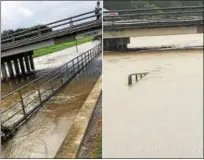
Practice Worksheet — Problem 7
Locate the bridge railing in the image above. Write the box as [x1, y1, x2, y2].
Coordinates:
[104, 6, 203, 21]
[104, 10, 203, 21]
[1, 9, 102, 44]
[104, 6, 203, 14]
[1, 43, 102, 139]
[128, 72, 149, 85]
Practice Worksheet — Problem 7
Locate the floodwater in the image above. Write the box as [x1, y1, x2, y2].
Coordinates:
[1, 41, 99, 96]
[103, 34, 203, 158]
[1, 54, 102, 158]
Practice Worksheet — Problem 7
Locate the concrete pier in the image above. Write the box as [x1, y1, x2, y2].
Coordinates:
[29, 54, 35, 71]
[19, 56, 26, 75]
[13, 58, 20, 76]
[1, 62, 8, 80]
[24, 55, 31, 73]
[7, 60, 14, 78]
[1, 51, 35, 81]
[103, 37, 130, 51]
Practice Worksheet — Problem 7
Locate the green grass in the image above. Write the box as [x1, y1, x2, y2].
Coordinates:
[33, 36, 93, 58]
[96, 132, 102, 158]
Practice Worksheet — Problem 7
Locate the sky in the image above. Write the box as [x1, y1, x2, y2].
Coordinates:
[1, 1, 101, 31]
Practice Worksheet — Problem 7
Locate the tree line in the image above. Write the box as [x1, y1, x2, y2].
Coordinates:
[104, 1, 203, 10]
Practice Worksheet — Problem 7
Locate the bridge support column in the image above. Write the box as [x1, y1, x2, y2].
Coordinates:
[24, 55, 31, 73]
[29, 53, 35, 71]
[7, 60, 14, 78]
[19, 56, 26, 75]
[1, 61, 8, 80]
[103, 37, 130, 51]
[13, 57, 20, 76]
[1, 51, 35, 81]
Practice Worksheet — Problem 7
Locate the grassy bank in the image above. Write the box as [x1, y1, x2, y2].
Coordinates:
[33, 36, 93, 58]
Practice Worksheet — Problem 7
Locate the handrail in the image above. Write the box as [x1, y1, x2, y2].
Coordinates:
[2, 10, 102, 44]
[2, 14, 101, 43]
[103, 19, 203, 30]
[1, 20, 101, 51]
[104, 10, 203, 21]
[1, 44, 100, 100]
[104, 6, 204, 13]
[128, 72, 149, 85]
[1, 9, 102, 40]
[1, 43, 102, 139]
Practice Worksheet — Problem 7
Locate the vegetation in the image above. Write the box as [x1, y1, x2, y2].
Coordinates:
[96, 130, 102, 158]
[33, 36, 93, 58]
[89, 115, 102, 158]
[104, 1, 203, 10]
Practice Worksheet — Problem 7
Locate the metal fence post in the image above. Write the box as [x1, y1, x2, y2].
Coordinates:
[135, 75, 138, 81]
[50, 81, 54, 94]
[37, 80, 42, 105]
[38, 88, 42, 105]
[66, 63, 69, 80]
[128, 75, 132, 85]
[72, 60, 75, 74]
[19, 90, 27, 119]
[61, 77, 63, 86]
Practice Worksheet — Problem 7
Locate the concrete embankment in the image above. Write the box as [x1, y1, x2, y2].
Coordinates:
[55, 75, 102, 158]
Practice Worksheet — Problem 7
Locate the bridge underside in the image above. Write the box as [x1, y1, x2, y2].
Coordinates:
[1, 28, 102, 58]
[103, 26, 203, 51]
[104, 26, 202, 38]
[1, 51, 35, 81]
[1, 28, 101, 81]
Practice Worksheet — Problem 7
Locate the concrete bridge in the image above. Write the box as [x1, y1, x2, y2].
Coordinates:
[1, 10, 102, 80]
[103, 6, 203, 51]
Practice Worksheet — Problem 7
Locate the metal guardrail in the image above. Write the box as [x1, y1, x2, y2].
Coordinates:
[2, 20, 101, 52]
[1, 43, 102, 140]
[2, 9, 102, 44]
[104, 10, 203, 21]
[128, 72, 149, 85]
[104, 19, 203, 30]
[104, 6, 204, 14]
[103, 6, 203, 22]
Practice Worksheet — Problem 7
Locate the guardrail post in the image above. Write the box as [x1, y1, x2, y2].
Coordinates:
[37, 26, 41, 36]
[37, 80, 42, 105]
[70, 18, 73, 27]
[128, 75, 132, 85]
[12, 36, 15, 42]
[61, 76, 63, 86]
[19, 90, 27, 119]
[72, 60, 75, 74]
[135, 75, 137, 81]
[66, 63, 69, 80]
[77, 57, 80, 71]
[38, 88, 42, 105]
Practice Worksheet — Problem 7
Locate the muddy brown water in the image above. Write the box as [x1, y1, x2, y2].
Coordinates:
[103, 48, 203, 158]
[1, 54, 102, 158]
[1, 41, 99, 97]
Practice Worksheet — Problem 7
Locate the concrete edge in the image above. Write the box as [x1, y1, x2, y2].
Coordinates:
[54, 75, 102, 158]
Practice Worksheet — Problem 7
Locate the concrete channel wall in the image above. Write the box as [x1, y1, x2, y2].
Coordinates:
[55, 76, 102, 158]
